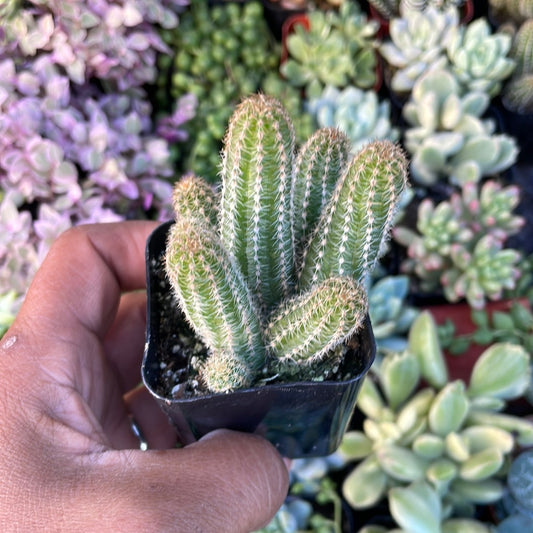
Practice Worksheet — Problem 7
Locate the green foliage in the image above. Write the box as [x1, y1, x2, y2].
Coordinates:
[439, 299, 533, 355]
[157, 1, 280, 181]
[281, 2, 379, 99]
[340, 312, 533, 531]
[165, 95, 408, 392]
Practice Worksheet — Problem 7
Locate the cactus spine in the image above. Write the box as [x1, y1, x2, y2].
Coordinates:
[165, 95, 409, 392]
[171, 173, 218, 225]
[220, 94, 295, 311]
[298, 141, 408, 289]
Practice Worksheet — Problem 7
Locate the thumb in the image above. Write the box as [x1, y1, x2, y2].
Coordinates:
[86, 429, 289, 533]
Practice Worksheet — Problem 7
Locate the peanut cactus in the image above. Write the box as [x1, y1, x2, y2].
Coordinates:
[165, 94, 408, 392]
[298, 140, 408, 289]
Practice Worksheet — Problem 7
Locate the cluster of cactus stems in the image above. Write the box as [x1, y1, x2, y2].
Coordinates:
[164, 94, 408, 393]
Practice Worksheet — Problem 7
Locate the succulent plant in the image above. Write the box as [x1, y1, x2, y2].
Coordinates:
[497, 448, 533, 532]
[439, 299, 533, 360]
[259, 451, 348, 532]
[0, 1, 188, 332]
[3, 0, 187, 89]
[281, 2, 379, 99]
[159, 1, 280, 181]
[394, 180, 525, 309]
[369, 0, 467, 19]
[447, 17, 516, 97]
[164, 94, 408, 392]
[368, 275, 419, 355]
[402, 69, 518, 185]
[378, 5, 458, 93]
[340, 311, 533, 531]
[306, 85, 400, 154]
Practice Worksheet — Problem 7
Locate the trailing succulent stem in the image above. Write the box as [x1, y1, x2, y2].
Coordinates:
[165, 94, 408, 392]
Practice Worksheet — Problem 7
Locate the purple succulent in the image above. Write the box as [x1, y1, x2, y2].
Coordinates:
[0, 0, 194, 327]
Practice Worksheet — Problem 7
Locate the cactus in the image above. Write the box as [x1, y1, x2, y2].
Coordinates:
[170, 173, 218, 226]
[266, 276, 368, 375]
[292, 127, 351, 250]
[165, 217, 267, 391]
[489, 0, 533, 26]
[164, 94, 408, 392]
[502, 20, 533, 113]
[394, 180, 524, 309]
[340, 312, 533, 530]
[219, 95, 295, 310]
[298, 140, 408, 289]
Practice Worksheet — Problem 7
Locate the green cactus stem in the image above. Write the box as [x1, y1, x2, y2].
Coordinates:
[292, 127, 351, 252]
[165, 217, 266, 389]
[266, 276, 368, 367]
[171, 173, 218, 225]
[220, 94, 296, 311]
[298, 141, 408, 289]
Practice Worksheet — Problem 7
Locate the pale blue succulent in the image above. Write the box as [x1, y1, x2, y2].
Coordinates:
[306, 86, 399, 154]
[447, 17, 516, 97]
[379, 5, 459, 93]
[368, 275, 419, 353]
[403, 69, 518, 185]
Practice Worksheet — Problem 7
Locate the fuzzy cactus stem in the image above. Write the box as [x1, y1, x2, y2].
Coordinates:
[171, 173, 218, 226]
[220, 94, 296, 311]
[298, 141, 408, 289]
[266, 276, 368, 366]
[292, 127, 351, 253]
[165, 217, 266, 389]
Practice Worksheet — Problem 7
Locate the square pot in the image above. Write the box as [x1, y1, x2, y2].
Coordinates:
[142, 221, 376, 458]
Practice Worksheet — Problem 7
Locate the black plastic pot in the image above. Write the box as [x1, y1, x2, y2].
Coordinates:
[142, 222, 376, 458]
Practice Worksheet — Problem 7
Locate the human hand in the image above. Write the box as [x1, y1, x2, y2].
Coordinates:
[0, 222, 288, 532]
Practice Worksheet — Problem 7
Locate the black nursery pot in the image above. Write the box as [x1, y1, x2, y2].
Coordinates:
[142, 222, 376, 458]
